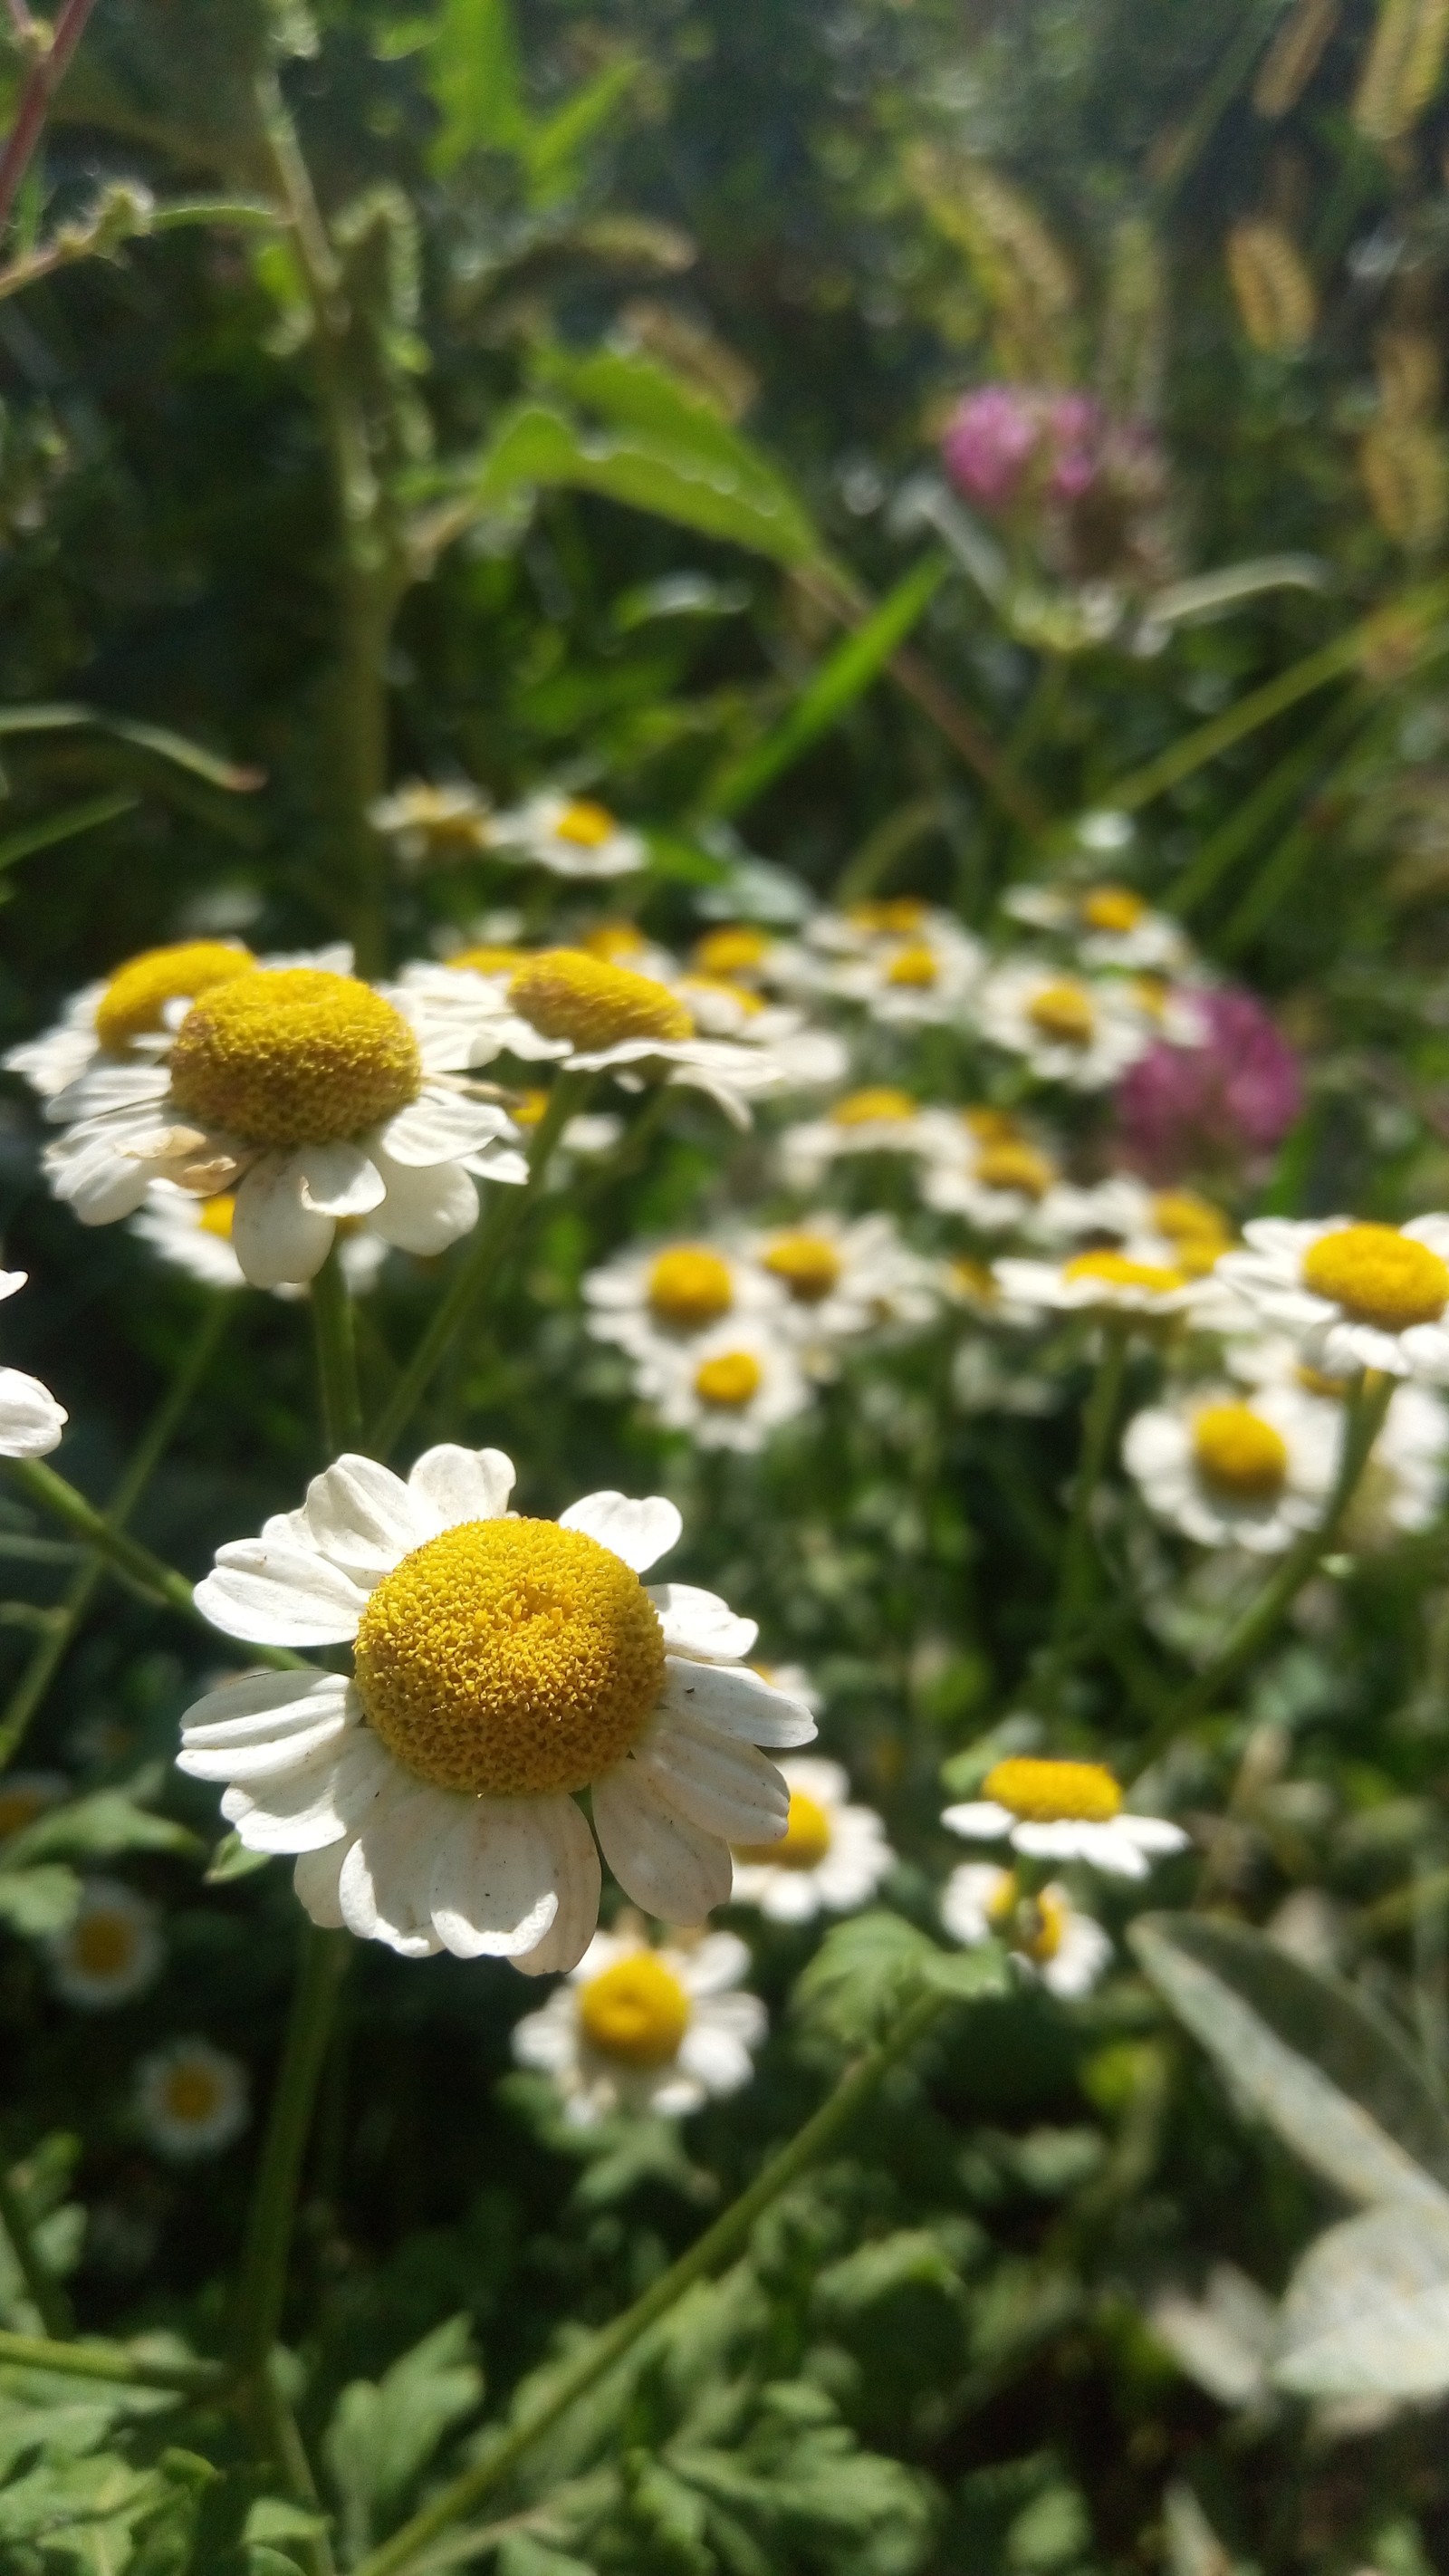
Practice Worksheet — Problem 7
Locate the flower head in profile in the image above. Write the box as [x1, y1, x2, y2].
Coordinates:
[1123, 1382, 1337, 1553]
[941, 1860, 1110, 1997]
[369, 780, 493, 869]
[941, 386, 1104, 515]
[730, 1757, 894, 1922]
[5, 937, 353, 1103]
[180, 1447, 814, 1970]
[488, 791, 647, 880]
[978, 962, 1152, 1091]
[635, 1321, 813, 1452]
[1115, 985, 1300, 1182]
[993, 1245, 1195, 1320]
[0, 1273, 67, 1458]
[944, 1757, 1187, 1879]
[512, 1925, 764, 2124]
[47, 1877, 164, 2009]
[779, 1088, 933, 1190]
[1004, 880, 1193, 976]
[135, 2038, 249, 2161]
[814, 910, 984, 1027]
[1214, 1216, 1449, 1382]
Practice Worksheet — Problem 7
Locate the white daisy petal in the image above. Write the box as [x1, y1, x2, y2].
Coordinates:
[336, 1777, 448, 1955]
[633, 1710, 789, 1842]
[367, 1143, 479, 1254]
[295, 1141, 387, 1218]
[512, 1798, 601, 1977]
[427, 1794, 563, 1959]
[679, 1929, 752, 1996]
[179, 1668, 353, 1745]
[224, 1727, 394, 1853]
[195, 1540, 369, 1645]
[559, 1492, 682, 1572]
[379, 1091, 517, 1168]
[941, 1801, 1013, 1841]
[293, 1841, 347, 1928]
[407, 1444, 515, 1526]
[232, 1155, 335, 1288]
[657, 1656, 816, 1748]
[303, 1455, 434, 1583]
[677, 2015, 756, 2094]
[0, 1368, 67, 1457]
[646, 1583, 759, 1662]
[590, 1762, 733, 1921]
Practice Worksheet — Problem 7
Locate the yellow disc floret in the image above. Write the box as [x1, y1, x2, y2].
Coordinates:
[448, 944, 530, 976]
[1153, 1191, 1232, 1277]
[984, 1757, 1123, 1824]
[734, 1788, 831, 1870]
[72, 1908, 139, 1979]
[581, 920, 647, 962]
[352, 1518, 666, 1798]
[1193, 1402, 1289, 1501]
[1028, 981, 1096, 1045]
[510, 1089, 551, 1129]
[163, 2062, 225, 2124]
[509, 950, 694, 1050]
[885, 942, 939, 988]
[1300, 1224, 1449, 1332]
[1080, 885, 1146, 934]
[975, 1141, 1056, 1200]
[554, 798, 619, 849]
[760, 1232, 843, 1303]
[578, 1953, 690, 2066]
[1062, 1250, 1185, 1296]
[694, 1350, 763, 1408]
[985, 1871, 1067, 1964]
[94, 940, 254, 1054]
[848, 898, 926, 935]
[198, 1194, 236, 1240]
[169, 970, 421, 1150]
[830, 1086, 916, 1128]
[648, 1246, 734, 1330]
[694, 925, 771, 976]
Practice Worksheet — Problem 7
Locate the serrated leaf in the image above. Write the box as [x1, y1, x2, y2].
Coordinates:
[1273, 2199, 1449, 2399]
[1131, 1914, 1449, 2210]
[921, 1943, 1012, 2003]
[792, 1910, 938, 2047]
[325, 2315, 483, 2555]
[466, 399, 820, 567]
[0, 1866, 82, 1937]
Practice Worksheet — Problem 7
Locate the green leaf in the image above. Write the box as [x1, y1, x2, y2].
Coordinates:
[0, 703, 263, 793]
[467, 398, 820, 566]
[1131, 1913, 1449, 2208]
[920, 1942, 1013, 2003]
[792, 1910, 939, 2048]
[1273, 2199, 1449, 2400]
[524, 61, 640, 207]
[0, 1867, 82, 1937]
[203, 1832, 272, 1885]
[427, 0, 529, 168]
[324, 2315, 484, 2555]
[244, 2496, 329, 2545]
[0, 793, 139, 879]
[7, 1793, 201, 1868]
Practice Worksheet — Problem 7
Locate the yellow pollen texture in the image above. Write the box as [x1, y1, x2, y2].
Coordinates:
[648, 1246, 734, 1329]
[830, 1086, 916, 1128]
[353, 1518, 666, 1798]
[1028, 981, 1095, 1045]
[198, 1194, 236, 1240]
[1063, 1250, 1185, 1295]
[1081, 885, 1146, 933]
[555, 799, 618, 848]
[695, 1350, 763, 1408]
[579, 1954, 690, 2066]
[94, 940, 254, 1054]
[509, 950, 694, 1050]
[1301, 1224, 1449, 1331]
[581, 921, 647, 962]
[164, 2065, 223, 2122]
[976, 1141, 1055, 1199]
[169, 970, 421, 1150]
[72, 1912, 138, 1976]
[848, 898, 926, 934]
[761, 1233, 842, 1302]
[1020, 1889, 1066, 1965]
[448, 944, 529, 976]
[1193, 1402, 1289, 1501]
[885, 942, 939, 988]
[984, 1757, 1123, 1824]
[694, 925, 770, 976]
[734, 1787, 830, 1870]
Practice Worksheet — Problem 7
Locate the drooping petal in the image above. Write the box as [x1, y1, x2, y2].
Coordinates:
[223, 1728, 395, 1854]
[0, 1368, 66, 1458]
[558, 1491, 682, 1572]
[408, 1444, 514, 1527]
[427, 1795, 568, 1959]
[633, 1712, 789, 1843]
[195, 1539, 369, 1646]
[336, 1777, 450, 1954]
[232, 1155, 335, 1288]
[590, 1760, 732, 1921]
[940, 1800, 1013, 1841]
[513, 1801, 602, 1975]
[379, 1091, 518, 1168]
[657, 1657, 815, 1749]
[295, 1140, 387, 1219]
[49, 1131, 154, 1224]
[303, 1454, 435, 1584]
[646, 1583, 758, 1663]
[369, 1143, 478, 1254]
[293, 1842, 347, 1929]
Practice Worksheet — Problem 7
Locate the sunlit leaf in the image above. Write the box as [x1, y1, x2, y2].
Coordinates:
[1274, 2199, 1449, 2398]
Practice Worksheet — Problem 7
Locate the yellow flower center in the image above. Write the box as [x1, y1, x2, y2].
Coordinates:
[950, 1255, 998, 1302]
[975, 1141, 1056, 1199]
[94, 940, 254, 1054]
[760, 1233, 843, 1303]
[694, 926, 770, 976]
[163, 2063, 224, 2123]
[448, 944, 530, 976]
[1081, 885, 1146, 933]
[0, 1783, 54, 1840]
[734, 1787, 832, 1870]
[197, 1194, 236, 1239]
[581, 920, 647, 962]
[694, 1350, 763, 1408]
[510, 1088, 552, 1129]
[885, 942, 939, 988]
[676, 975, 766, 1017]
[1152, 1192, 1232, 1276]
[1192, 1401, 1289, 1501]
[353, 1518, 666, 1798]
[1297, 1361, 1349, 1399]
[985, 1871, 1066, 1964]
[848, 898, 926, 934]
[648, 1246, 734, 1330]
[830, 1086, 916, 1128]
[169, 970, 421, 1150]
[1133, 974, 1170, 1022]
[1028, 981, 1096, 1045]
[1300, 1224, 1449, 1331]
[509, 951, 694, 1050]
[72, 1910, 139, 1977]
[555, 798, 619, 849]
[1062, 1250, 1185, 1295]
[578, 1953, 691, 2067]
[984, 1757, 1123, 1823]
[963, 1106, 1022, 1143]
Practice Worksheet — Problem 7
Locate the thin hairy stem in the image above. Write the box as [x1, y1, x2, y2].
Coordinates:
[0, 2327, 226, 2394]
[312, 1245, 362, 1455]
[231, 1921, 349, 2394]
[0, 0, 100, 236]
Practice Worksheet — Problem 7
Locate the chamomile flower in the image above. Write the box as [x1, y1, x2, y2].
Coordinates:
[512, 1927, 764, 2124]
[369, 780, 493, 867]
[730, 1757, 894, 1921]
[40, 966, 526, 1288]
[818, 913, 984, 1026]
[919, 1111, 1065, 1233]
[488, 791, 647, 880]
[1214, 1217, 1449, 1382]
[943, 1757, 1188, 1879]
[744, 1214, 939, 1360]
[5, 937, 351, 1101]
[0, 1273, 66, 1457]
[135, 2038, 248, 2161]
[131, 1184, 387, 1297]
[804, 897, 940, 957]
[1004, 881, 1192, 975]
[636, 1322, 813, 1452]
[977, 961, 1152, 1090]
[1226, 1340, 1449, 1543]
[47, 1877, 163, 2010]
[665, 976, 849, 1092]
[583, 1239, 783, 1361]
[940, 1862, 1111, 1996]
[993, 1245, 1195, 1319]
[779, 1088, 934, 1189]
[180, 1447, 814, 1966]
[0, 1771, 66, 1847]
[688, 922, 803, 995]
[1122, 1383, 1337, 1552]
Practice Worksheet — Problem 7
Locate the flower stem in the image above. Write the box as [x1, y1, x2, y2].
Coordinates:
[1051, 1322, 1130, 1648]
[368, 1075, 588, 1460]
[231, 1919, 349, 2394]
[0, 2163, 72, 2338]
[0, 2327, 226, 2395]
[0, 1300, 228, 1769]
[311, 1245, 361, 1455]
[351, 1986, 948, 2576]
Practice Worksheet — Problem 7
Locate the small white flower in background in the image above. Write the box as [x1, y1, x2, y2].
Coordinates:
[506, 1087, 624, 1174]
[1123, 1382, 1338, 1553]
[993, 1245, 1196, 1320]
[583, 1238, 785, 1361]
[730, 1756, 894, 1921]
[5, 937, 351, 1102]
[369, 780, 493, 868]
[135, 2038, 249, 2160]
[779, 1087, 934, 1190]
[131, 1184, 387, 1299]
[1223, 1335, 1449, 1543]
[180, 1447, 813, 1968]
[1003, 880, 1194, 976]
[635, 1321, 813, 1452]
[665, 974, 849, 1094]
[918, 1109, 1066, 1234]
[47, 1878, 164, 2009]
[0, 1771, 66, 1846]
[512, 1925, 764, 2124]
[0, 1273, 66, 1458]
[802, 897, 942, 959]
[977, 960, 1153, 1090]
[488, 791, 647, 880]
[940, 1860, 1111, 1998]
[1214, 1216, 1449, 1382]
[943, 1756, 1188, 1879]
[686, 921, 813, 1000]
[818, 912, 984, 1027]
[744, 1213, 940, 1365]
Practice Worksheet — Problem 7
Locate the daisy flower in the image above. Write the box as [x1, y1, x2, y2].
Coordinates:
[635, 1321, 813, 1452]
[730, 1757, 894, 1921]
[977, 961, 1152, 1090]
[507, 1087, 624, 1170]
[47, 1877, 164, 2009]
[0, 1273, 66, 1457]
[943, 1756, 1188, 1879]
[488, 791, 647, 880]
[1122, 1383, 1337, 1553]
[688, 922, 803, 995]
[131, 1184, 387, 1297]
[583, 1239, 783, 1361]
[919, 1110, 1065, 1233]
[369, 780, 493, 868]
[1004, 881, 1192, 976]
[803, 897, 940, 958]
[135, 2038, 249, 2161]
[39, 964, 526, 1288]
[665, 975, 849, 1093]
[744, 1214, 939, 1360]
[0, 1771, 66, 1846]
[513, 1925, 764, 2124]
[993, 1245, 1195, 1320]
[180, 1447, 814, 1967]
[1214, 1217, 1449, 1382]
[779, 1088, 935, 1189]
[1226, 1339, 1449, 1543]
[940, 1861, 1110, 1997]
[817, 913, 984, 1027]
[5, 937, 350, 1101]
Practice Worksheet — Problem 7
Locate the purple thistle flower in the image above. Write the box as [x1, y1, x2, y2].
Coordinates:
[941, 386, 1043, 511]
[1115, 985, 1301, 1181]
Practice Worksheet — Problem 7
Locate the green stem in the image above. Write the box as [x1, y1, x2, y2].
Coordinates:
[259, 2356, 339, 2576]
[0, 1302, 227, 1769]
[0, 2166, 72, 2339]
[0, 2327, 226, 2395]
[311, 1245, 362, 1455]
[368, 1076, 587, 1460]
[1164, 689, 1367, 921]
[231, 1921, 349, 2391]
[352, 1988, 948, 2576]
[1051, 1322, 1130, 1648]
